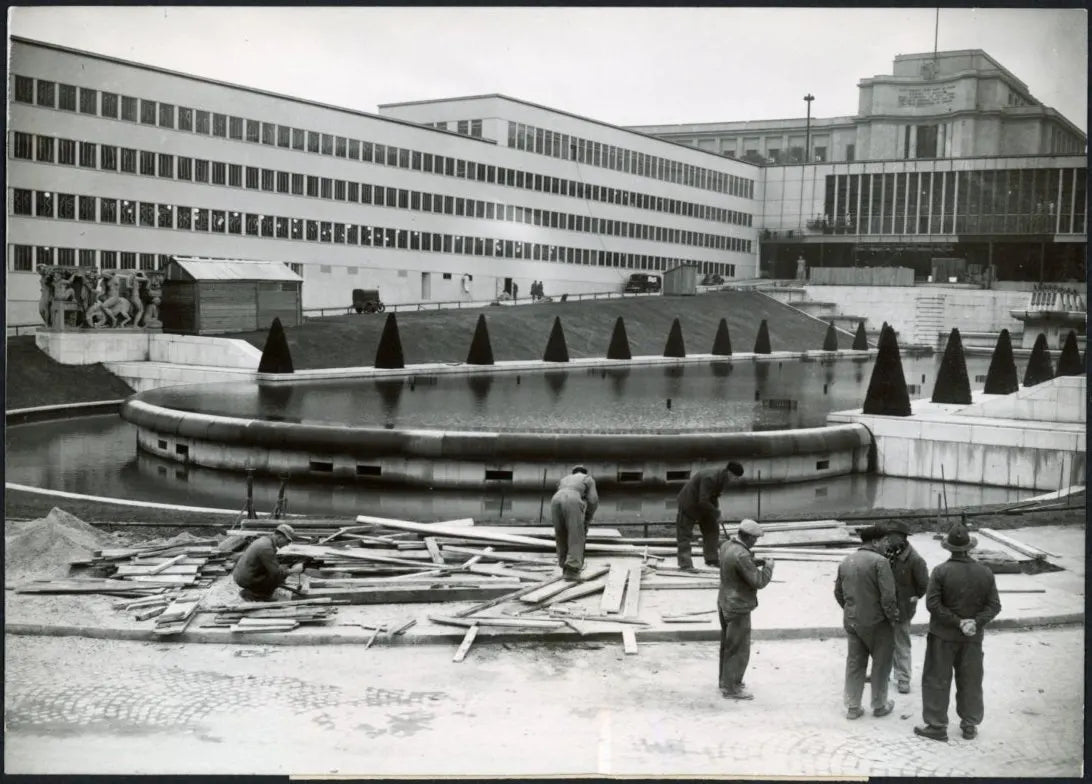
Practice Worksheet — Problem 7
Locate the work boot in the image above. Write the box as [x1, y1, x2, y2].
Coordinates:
[914, 724, 949, 742]
[845, 707, 865, 720]
[961, 725, 978, 740]
[722, 687, 754, 701]
[897, 681, 911, 694]
[562, 569, 583, 582]
[873, 700, 895, 717]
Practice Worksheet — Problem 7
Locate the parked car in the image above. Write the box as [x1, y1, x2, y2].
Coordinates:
[352, 288, 385, 314]
[624, 273, 662, 294]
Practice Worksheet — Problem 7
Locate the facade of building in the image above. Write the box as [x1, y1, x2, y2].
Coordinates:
[6, 37, 759, 325]
[630, 50, 1086, 164]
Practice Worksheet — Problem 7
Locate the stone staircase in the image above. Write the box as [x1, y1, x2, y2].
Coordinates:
[913, 294, 946, 346]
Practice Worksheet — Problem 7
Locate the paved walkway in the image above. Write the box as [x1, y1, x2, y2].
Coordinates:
[5, 525, 1084, 650]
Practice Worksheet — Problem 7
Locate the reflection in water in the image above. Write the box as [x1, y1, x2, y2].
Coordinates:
[257, 383, 293, 421]
[466, 373, 494, 405]
[603, 366, 630, 398]
[543, 370, 567, 399]
[374, 378, 405, 414]
[5, 414, 1033, 523]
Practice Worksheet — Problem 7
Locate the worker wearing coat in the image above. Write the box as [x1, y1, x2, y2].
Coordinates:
[675, 462, 744, 570]
[883, 520, 930, 693]
[914, 523, 1002, 743]
[232, 523, 302, 601]
[835, 526, 900, 719]
[550, 466, 599, 580]
[717, 519, 774, 700]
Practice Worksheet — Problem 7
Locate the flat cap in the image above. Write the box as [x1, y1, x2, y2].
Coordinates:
[274, 523, 295, 541]
[738, 519, 763, 538]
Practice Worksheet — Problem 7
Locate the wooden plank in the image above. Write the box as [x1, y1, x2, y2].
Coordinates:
[540, 575, 609, 606]
[440, 545, 556, 566]
[452, 625, 479, 662]
[148, 553, 188, 575]
[133, 605, 167, 621]
[424, 537, 445, 565]
[303, 584, 521, 605]
[453, 574, 567, 618]
[204, 597, 340, 612]
[464, 563, 543, 582]
[114, 565, 202, 577]
[600, 563, 629, 614]
[429, 614, 565, 629]
[621, 563, 642, 618]
[354, 516, 642, 555]
[978, 528, 1054, 559]
[622, 629, 638, 654]
[519, 566, 611, 604]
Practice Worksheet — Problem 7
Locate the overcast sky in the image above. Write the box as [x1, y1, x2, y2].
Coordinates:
[8, 6, 1088, 133]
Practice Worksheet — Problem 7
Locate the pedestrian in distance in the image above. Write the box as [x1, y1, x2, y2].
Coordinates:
[914, 522, 1002, 743]
[674, 462, 744, 570]
[835, 525, 900, 720]
[883, 520, 930, 694]
[550, 465, 599, 581]
[717, 519, 775, 701]
[232, 523, 303, 602]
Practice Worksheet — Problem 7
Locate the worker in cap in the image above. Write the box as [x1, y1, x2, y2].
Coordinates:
[882, 520, 929, 694]
[550, 465, 599, 581]
[232, 522, 303, 602]
[835, 524, 900, 720]
[717, 518, 774, 700]
[675, 462, 745, 571]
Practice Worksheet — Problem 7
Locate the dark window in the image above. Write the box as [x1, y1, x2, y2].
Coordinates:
[13, 188, 32, 215]
[99, 198, 117, 223]
[361, 142, 373, 162]
[245, 166, 259, 189]
[290, 218, 303, 239]
[158, 102, 174, 127]
[320, 178, 332, 199]
[177, 157, 192, 180]
[14, 75, 34, 103]
[245, 119, 260, 143]
[120, 251, 136, 269]
[140, 98, 157, 124]
[36, 191, 54, 217]
[36, 79, 55, 107]
[229, 116, 243, 140]
[99, 250, 117, 269]
[57, 248, 75, 266]
[334, 180, 346, 200]
[140, 151, 156, 175]
[76, 141, 96, 168]
[195, 110, 210, 133]
[36, 247, 54, 267]
[227, 211, 241, 234]
[306, 220, 318, 241]
[307, 131, 320, 153]
[194, 159, 209, 182]
[158, 204, 173, 228]
[58, 84, 76, 111]
[321, 134, 334, 155]
[306, 176, 318, 197]
[471, 119, 482, 138]
[178, 106, 193, 131]
[101, 92, 119, 118]
[158, 154, 173, 178]
[261, 122, 275, 145]
[231, 164, 245, 187]
[35, 135, 54, 163]
[177, 206, 192, 230]
[120, 200, 135, 225]
[335, 136, 347, 157]
[348, 139, 360, 158]
[261, 215, 274, 236]
[276, 217, 289, 238]
[140, 253, 156, 270]
[195, 208, 210, 231]
[79, 87, 98, 114]
[291, 173, 304, 195]
[292, 128, 305, 150]
[212, 113, 227, 137]
[57, 139, 76, 165]
[261, 169, 275, 191]
[277, 125, 291, 147]
[139, 202, 155, 226]
[13, 131, 33, 159]
[245, 213, 259, 236]
[121, 95, 137, 121]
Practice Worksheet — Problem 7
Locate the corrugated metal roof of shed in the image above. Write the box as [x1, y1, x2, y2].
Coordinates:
[170, 257, 303, 282]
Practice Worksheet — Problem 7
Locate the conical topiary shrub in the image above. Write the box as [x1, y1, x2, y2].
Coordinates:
[983, 328, 1019, 394]
[606, 316, 632, 360]
[663, 318, 686, 358]
[543, 316, 570, 362]
[852, 321, 869, 350]
[1022, 333, 1054, 387]
[374, 312, 405, 369]
[466, 313, 495, 365]
[257, 317, 294, 373]
[931, 327, 971, 404]
[822, 321, 838, 352]
[753, 319, 771, 354]
[862, 325, 911, 416]
[1056, 330, 1083, 376]
[711, 318, 732, 356]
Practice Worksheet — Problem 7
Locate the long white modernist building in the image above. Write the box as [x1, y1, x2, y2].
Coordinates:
[6, 37, 760, 324]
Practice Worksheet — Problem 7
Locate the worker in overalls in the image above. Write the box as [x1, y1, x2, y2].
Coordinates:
[550, 465, 599, 581]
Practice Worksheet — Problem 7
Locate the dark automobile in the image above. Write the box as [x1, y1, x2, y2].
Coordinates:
[352, 288, 385, 314]
[623, 273, 662, 294]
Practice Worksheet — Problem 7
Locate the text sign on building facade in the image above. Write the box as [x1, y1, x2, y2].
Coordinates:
[896, 85, 957, 109]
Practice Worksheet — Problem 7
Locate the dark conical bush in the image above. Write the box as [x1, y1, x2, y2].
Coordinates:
[711, 318, 733, 356]
[1056, 330, 1083, 376]
[257, 317, 294, 373]
[931, 327, 971, 404]
[1022, 333, 1054, 387]
[753, 319, 771, 354]
[543, 316, 570, 362]
[663, 318, 686, 358]
[822, 321, 838, 351]
[466, 313, 495, 365]
[374, 312, 405, 369]
[606, 316, 632, 360]
[852, 321, 869, 350]
[983, 329, 1019, 394]
[862, 325, 911, 416]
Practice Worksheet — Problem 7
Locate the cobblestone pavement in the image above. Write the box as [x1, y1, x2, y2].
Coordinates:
[5, 626, 1083, 777]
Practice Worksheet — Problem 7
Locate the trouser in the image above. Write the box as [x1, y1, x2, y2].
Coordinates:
[843, 621, 895, 711]
[718, 610, 752, 692]
[892, 620, 913, 684]
[233, 571, 281, 599]
[675, 509, 719, 569]
[921, 633, 985, 730]
[551, 492, 587, 574]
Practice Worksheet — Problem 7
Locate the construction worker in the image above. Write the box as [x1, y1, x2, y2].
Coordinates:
[883, 520, 929, 694]
[717, 519, 775, 700]
[232, 523, 303, 601]
[675, 462, 744, 570]
[550, 465, 599, 581]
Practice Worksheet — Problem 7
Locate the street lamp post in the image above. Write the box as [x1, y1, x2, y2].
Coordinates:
[803, 93, 815, 163]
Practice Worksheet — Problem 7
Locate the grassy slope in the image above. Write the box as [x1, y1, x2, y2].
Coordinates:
[5, 335, 134, 410]
[226, 291, 850, 369]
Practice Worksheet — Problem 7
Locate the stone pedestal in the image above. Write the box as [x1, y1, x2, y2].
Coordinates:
[35, 328, 159, 365]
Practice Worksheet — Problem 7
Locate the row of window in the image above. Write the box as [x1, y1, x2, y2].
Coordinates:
[821, 168, 1088, 236]
[12, 72, 751, 214]
[423, 119, 483, 138]
[507, 120, 754, 198]
[16, 246, 170, 271]
[10, 128, 750, 229]
[9, 192, 747, 273]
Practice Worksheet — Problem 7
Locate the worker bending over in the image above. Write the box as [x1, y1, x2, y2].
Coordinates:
[675, 462, 744, 570]
[550, 465, 599, 581]
[233, 523, 303, 601]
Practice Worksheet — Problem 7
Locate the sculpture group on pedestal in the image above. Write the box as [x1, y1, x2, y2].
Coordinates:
[38, 266, 164, 330]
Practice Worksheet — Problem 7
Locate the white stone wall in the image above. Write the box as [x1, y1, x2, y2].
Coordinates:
[147, 334, 262, 368]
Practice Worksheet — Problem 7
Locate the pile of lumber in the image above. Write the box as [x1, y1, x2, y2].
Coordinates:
[200, 597, 344, 633]
[70, 535, 249, 590]
[111, 590, 207, 635]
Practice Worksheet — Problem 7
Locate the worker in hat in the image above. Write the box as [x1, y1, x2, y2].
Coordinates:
[232, 523, 303, 602]
[550, 465, 599, 581]
[835, 525, 900, 720]
[675, 462, 744, 571]
[914, 522, 1001, 743]
[882, 520, 929, 694]
[717, 519, 774, 700]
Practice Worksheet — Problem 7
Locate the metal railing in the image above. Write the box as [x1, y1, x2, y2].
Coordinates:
[301, 289, 659, 319]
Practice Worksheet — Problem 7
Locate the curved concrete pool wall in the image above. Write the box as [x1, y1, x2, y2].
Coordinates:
[121, 395, 874, 490]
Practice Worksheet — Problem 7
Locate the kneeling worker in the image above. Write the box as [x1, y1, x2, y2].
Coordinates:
[233, 523, 303, 601]
[550, 465, 599, 581]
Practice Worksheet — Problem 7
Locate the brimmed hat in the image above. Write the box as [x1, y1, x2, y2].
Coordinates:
[274, 523, 295, 542]
[941, 523, 977, 552]
[738, 519, 763, 538]
[857, 525, 886, 542]
[883, 520, 911, 537]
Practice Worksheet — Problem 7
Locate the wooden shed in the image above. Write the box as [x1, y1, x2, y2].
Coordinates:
[160, 257, 303, 335]
[662, 264, 698, 296]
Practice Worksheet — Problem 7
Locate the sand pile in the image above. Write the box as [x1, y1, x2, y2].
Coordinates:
[5, 507, 115, 582]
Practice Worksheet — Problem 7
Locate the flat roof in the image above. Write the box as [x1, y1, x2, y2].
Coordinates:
[170, 257, 303, 282]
